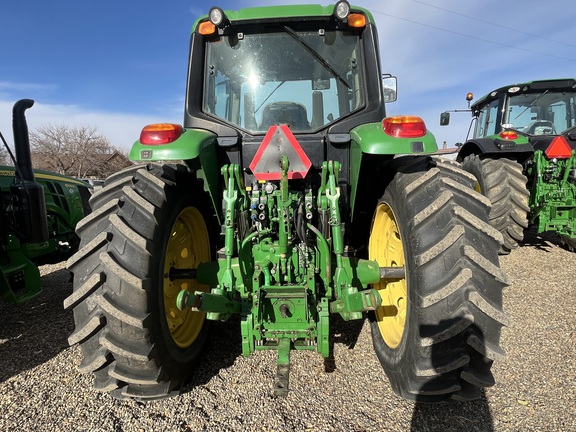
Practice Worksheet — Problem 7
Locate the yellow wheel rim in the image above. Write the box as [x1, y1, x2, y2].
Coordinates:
[369, 202, 407, 349]
[163, 207, 210, 348]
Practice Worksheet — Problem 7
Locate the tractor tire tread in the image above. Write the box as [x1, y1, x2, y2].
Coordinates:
[461, 155, 529, 254]
[370, 156, 508, 403]
[65, 163, 212, 400]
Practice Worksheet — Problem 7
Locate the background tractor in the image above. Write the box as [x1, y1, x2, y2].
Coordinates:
[1, 99, 91, 304]
[65, 2, 508, 402]
[442, 78, 576, 253]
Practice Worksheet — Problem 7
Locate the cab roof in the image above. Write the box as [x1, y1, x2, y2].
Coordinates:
[472, 78, 576, 109]
[192, 3, 375, 31]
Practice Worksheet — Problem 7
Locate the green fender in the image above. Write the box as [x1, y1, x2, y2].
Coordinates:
[130, 128, 221, 222]
[456, 134, 533, 163]
[0, 235, 42, 304]
[349, 122, 438, 214]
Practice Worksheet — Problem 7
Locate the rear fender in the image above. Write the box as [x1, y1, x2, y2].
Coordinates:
[130, 128, 221, 222]
[130, 128, 217, 162]
[349, 122, 438, 215]
[457, 136, 534, 163]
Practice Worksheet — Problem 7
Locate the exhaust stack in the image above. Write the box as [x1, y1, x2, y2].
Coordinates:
[10, 99, 49, 243]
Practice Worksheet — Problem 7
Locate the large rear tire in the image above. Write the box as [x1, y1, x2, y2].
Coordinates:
[64, 163, 215, 400]
[461, 155, 529, 254]
[369, 157, 509, 403]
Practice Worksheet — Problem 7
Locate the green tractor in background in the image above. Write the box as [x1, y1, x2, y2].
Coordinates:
[65, 2, 508, 402]
[442, 78, 576, 253]
[1, 99, 91, 304]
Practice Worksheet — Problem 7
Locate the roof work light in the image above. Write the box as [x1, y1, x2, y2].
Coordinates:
[334, 1, 351, 20]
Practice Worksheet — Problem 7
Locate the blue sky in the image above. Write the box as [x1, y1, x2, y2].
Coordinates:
[1, 0, 575, 152]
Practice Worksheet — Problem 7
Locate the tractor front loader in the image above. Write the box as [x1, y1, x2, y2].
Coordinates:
[65, 2, 508, 402]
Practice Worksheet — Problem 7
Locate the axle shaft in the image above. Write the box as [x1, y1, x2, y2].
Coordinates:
[379, 266, 406, 280]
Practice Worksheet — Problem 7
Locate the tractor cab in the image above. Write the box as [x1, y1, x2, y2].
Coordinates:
[473, 79, 576, 141]
[146, 3, 398, 190]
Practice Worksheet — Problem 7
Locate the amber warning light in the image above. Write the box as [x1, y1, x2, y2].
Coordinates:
[347, 13, 366, 28]
[140, 124, 183, 145]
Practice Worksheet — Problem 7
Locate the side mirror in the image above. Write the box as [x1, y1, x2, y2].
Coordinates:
[440, 112, 450, 126]
[382, 74, 397, 103]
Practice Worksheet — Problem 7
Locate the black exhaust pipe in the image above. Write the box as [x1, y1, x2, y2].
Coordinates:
[10, 99, 49, 244]
[12, 99, 36, 182]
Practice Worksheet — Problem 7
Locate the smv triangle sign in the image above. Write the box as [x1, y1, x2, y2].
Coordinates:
[249, 125, 312, 181]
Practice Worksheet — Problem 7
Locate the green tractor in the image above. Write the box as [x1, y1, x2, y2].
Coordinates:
[1, 99, 91, 304]
[441, 78, 576, 253]
[65, 2, 508, 402]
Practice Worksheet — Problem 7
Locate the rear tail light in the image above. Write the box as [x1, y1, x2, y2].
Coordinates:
[140, 124, 183, 145]
[382, 116, 427, 138]
[499, 131, 518, 140]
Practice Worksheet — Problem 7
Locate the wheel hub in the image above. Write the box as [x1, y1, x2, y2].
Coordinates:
[163, 207, 210, 348]
[369, 203, 407, 349]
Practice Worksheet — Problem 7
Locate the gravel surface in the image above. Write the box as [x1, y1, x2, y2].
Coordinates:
[1, 228, 575, 432]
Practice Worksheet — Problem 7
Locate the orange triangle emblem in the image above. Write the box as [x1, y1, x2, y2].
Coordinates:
[249, 125, 312, 181]
[545, 136, 573, 159]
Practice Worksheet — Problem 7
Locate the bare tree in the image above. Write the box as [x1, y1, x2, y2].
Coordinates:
[30, 124, 116, 177]
[0, 144, 10, 166]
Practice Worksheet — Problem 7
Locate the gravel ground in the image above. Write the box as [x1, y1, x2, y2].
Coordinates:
[1, 228, 575, 432]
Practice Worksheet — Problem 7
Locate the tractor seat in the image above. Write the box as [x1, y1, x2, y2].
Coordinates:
[526, 120, 557, 135]
[260, 102, 310, 131]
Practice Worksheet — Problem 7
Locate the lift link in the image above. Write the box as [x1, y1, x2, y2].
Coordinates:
[320, 161, 383, 320]
[221, 164, 238, 291]
[175, 164, 247, 322]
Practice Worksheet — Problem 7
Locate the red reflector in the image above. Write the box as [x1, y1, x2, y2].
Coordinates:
[499, 131, 518, 140]
[545, 136, 573, 159]
[140, 124, 183, 145]
[382, 116, 427, 138]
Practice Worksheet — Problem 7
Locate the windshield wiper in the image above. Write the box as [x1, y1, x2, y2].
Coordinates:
[513, 89, 549, 121]
[255, 81, 286, 114]
[283, 26, 351, 90]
